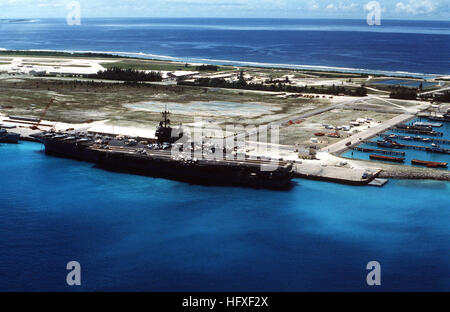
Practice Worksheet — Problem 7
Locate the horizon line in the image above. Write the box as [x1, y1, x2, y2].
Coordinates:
[1, 16, 449, 22]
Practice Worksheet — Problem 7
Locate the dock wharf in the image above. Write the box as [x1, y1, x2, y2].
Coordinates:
[380, 134, 450, 145]
[351, 147, 405, 156]
[323, 113, 415, 154]
[364, 140, 450, 153]
[392, 128, 443, 136]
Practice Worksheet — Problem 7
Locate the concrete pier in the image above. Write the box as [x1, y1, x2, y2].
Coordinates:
[322, 113, 415, 154]
[294, 161, 381, 185]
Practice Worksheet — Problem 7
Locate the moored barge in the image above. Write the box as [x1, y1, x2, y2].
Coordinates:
[411, 159, 448, 168]
[369, 154, 405, 163]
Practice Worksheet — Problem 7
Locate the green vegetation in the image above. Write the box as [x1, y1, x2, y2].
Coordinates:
[101, 60, 233, 72]
[101, 60, 198, 71]
[0, 77, 316, 128]
[196, 64, 218, 71]
[389, 87, 417, 100]
[180, 77, 368, 97]
[88, 67, 162, 82]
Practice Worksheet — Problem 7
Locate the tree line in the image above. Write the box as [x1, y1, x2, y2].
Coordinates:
[389, 86, 417, 100]
[178, 77, 368, 96]
[88, 67, 163, 82]
[195, 65, 219, 71]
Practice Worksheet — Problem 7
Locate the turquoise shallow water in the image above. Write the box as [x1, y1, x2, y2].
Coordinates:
[0, 142, 448, 291]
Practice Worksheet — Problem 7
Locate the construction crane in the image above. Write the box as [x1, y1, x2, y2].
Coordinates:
[30, 98, 54, 130]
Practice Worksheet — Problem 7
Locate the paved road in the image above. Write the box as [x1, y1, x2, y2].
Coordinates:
[418, 86, 450, 96]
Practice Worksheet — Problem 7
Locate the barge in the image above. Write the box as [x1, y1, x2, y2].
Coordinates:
[369, 154, 405, 163]
[397, 123, 432, 132]
[411, 159, 448, 168]
[425, 144, 450, 155]
[413, 121, 442, 128]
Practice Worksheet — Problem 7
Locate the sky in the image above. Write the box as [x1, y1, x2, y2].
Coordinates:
[0, 0, 449, 20]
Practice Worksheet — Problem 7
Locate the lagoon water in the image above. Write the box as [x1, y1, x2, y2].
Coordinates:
[0, 18, 449, 76]
[343, 118, 450, 168]
[0, 142, 448, 291]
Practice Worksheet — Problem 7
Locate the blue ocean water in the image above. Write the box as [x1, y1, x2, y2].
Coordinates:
[0, 18, 449, 76]
[0, 142, 448, 291]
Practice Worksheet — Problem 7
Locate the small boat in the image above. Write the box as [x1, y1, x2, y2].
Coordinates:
[403, 136, 412, 141]
[327, 132, 340, 138]
[369, 154, 405, 163]
[377, 138, 402, 148]
[411, 159, 448, 168]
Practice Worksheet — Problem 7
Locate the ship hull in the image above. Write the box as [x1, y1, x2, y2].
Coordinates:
[42, 139, 293, 190]
[428, 116, 450, 122]
[0, 133, 20, 144]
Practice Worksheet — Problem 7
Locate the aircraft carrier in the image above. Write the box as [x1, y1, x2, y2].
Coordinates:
[33, 109, 294, 189]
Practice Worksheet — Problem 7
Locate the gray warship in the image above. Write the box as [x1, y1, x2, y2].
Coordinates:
[33, 109, 294, 189]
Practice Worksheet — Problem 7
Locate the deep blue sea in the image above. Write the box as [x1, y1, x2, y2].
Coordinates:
[0, 142, 448, 291]
[0, 18, 449, 76]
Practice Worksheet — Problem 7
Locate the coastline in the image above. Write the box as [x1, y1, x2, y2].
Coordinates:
[1, 48, 446, 79]
[1, 49, 448, 186]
